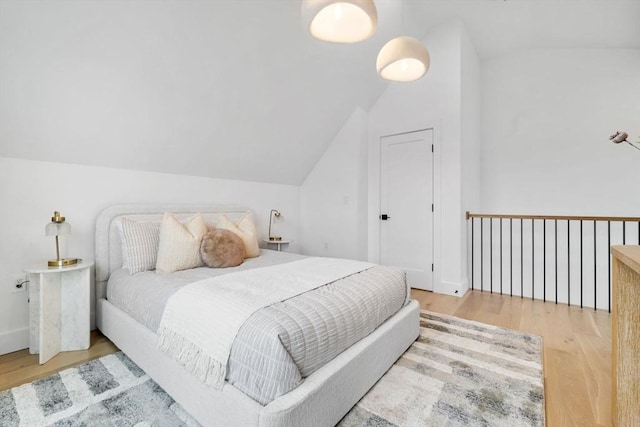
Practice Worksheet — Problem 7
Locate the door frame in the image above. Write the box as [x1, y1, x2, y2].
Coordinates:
[368, 124, 442, 293]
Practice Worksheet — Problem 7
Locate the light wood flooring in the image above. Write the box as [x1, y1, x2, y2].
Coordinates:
[0, 330, 119, 392]
[0, 290, 612, 426]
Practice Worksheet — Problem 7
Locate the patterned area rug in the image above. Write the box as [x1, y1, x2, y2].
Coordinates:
[0, 311, 544, 426]
[339, 311, 544, 426]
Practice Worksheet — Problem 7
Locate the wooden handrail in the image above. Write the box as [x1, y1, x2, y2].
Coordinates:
[466, 211, 640, 222]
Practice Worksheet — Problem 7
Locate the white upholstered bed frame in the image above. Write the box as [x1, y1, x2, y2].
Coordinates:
[95, 204, 420, 427]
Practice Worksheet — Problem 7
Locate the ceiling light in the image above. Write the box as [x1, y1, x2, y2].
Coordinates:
[303, 0, 378, 43]
[376, 36, 430, 82]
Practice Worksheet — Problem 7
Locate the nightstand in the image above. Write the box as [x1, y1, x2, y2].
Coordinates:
[263, 239, 291, 252]
[25, 260, 93, 364]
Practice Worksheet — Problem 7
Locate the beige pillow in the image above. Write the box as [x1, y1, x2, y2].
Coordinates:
[156, 212, 208, 274]
[218, 213, 260, 258]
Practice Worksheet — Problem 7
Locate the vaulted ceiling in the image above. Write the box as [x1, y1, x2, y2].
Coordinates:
[1, 0, 638, 185]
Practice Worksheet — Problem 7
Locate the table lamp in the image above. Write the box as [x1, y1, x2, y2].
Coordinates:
[46, 211, 78, 267]
[268, 209, 282, 241]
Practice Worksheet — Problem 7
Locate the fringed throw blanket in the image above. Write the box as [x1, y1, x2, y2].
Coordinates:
[157, 257, 374, 389]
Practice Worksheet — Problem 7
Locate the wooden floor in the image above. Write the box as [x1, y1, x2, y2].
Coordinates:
[0, 290, 611, 426]
[0, 330, 119, 392]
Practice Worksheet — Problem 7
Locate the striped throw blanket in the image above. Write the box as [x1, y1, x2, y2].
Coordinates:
[157, 257, 374, 389]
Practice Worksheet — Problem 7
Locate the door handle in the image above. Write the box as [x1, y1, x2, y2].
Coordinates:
[379, 214, 391, 220]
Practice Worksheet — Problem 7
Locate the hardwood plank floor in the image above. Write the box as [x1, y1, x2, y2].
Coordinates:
[0, 330, 119, 392]
[0, 290, 611, 426]
[413, 289, 612, 427]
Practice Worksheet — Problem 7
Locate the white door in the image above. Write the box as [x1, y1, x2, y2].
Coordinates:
[380, 129, 433, 290]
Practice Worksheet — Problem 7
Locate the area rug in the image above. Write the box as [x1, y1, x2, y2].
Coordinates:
[338, 311, 544, 426]
[0, 311, 544, 426]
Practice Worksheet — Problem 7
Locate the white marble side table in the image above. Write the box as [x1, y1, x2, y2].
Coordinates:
[25, 260, 93, 364]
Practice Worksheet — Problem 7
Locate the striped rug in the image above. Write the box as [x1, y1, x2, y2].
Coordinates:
[0, 352, 199, 427]
[0, 311, 544, 426]
[340, 311, 545, 426]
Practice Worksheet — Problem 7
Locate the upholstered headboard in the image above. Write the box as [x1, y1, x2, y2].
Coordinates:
[94, 204, 251, 300]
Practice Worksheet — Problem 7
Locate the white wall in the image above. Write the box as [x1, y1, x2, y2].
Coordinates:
[0, 156, 300, 355]
[367, 21, 470, 296]
[460, 25, 482, 289]
[0, 0, 390, 186]
[474, 49, 640, 310]
[478, 48, 640, 309]
[481, 48, 640, 215]
[300, 108, 368, 260]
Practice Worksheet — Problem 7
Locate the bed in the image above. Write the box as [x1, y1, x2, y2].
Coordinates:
[95, 204, 420, 427]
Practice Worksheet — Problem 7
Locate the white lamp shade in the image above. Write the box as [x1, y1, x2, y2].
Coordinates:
[376, 36, 431, 82]
[46, 221, 71, 236]
[303, 0, 377, 43]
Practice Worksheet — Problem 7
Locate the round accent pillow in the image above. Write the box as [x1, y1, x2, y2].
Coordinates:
[200, 229, 245, 268]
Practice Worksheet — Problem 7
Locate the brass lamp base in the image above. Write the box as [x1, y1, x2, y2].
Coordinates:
[48, 258, 79, 267]
[269, 236, 282, 241]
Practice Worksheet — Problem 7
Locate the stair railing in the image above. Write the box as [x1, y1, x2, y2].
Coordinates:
[466, 212, 640, 312]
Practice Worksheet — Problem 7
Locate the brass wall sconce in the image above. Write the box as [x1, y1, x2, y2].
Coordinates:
[610, 131, 640, 151]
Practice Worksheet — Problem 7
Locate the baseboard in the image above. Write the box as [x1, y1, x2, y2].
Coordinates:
[435, 278, 469, 297]
[0, 327, 29, 356]
[0, 311, 96, 356]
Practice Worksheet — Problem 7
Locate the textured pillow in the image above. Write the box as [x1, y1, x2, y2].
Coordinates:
[200, 229, 245, 268]
[119, 218, 161, 275]
[155, 212, 208, 274]
[218, 213, 260, 258]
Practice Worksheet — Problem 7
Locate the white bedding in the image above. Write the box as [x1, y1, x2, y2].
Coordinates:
[106, 250, 409, 404]
[157, 257, 374, 389]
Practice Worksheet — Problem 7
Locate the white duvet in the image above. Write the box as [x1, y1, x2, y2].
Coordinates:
[157, 257, 374, 389]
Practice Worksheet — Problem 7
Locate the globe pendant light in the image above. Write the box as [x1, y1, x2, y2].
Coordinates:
[376, 36, 430, 82]
[302, 0, 378, 43]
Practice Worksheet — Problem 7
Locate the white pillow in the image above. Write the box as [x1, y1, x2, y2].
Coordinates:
[155, 212, 208, 274]
[218, 213, 260, 258]
[119, 218, 161, 275]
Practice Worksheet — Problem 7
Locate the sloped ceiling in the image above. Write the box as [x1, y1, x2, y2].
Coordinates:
[1, 0, 638, 185]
